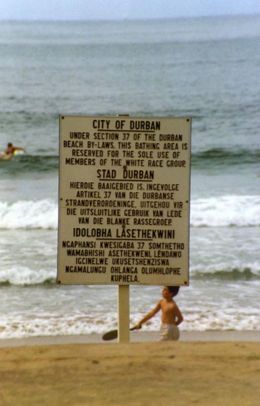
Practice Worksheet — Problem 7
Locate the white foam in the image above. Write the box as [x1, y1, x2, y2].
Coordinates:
[0, 313, 117, 339]
[0, 199, 57, 229]
[0, 308, 259, 339]
[191, 195, 260, 227]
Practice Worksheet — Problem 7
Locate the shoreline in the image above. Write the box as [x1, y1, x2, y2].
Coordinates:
[0, 330, 259, 348]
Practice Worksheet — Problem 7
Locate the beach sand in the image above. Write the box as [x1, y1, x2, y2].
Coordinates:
[1, 332, 260, 406]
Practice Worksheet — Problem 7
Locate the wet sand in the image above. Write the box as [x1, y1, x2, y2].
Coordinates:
[1, 331, 260, 405]
[0, 329, 259, 347]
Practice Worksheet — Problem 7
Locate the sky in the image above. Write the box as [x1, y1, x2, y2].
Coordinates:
[0, 0, 260, 21]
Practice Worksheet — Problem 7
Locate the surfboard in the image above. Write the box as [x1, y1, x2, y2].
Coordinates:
[13, 149, 25, 156]
[0, 149, 25, 160]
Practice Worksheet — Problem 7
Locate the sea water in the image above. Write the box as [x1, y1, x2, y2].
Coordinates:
[0, 15, 259, 338]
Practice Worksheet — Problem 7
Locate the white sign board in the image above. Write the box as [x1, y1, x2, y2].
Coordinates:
[57, 116, 191, 285]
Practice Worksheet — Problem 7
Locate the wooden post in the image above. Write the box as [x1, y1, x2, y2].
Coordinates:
[118, 285, 130, 343]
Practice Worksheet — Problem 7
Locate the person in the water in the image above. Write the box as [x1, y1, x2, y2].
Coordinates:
[0, 143, 25, 160]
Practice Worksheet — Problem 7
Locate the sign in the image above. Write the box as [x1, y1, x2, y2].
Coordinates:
[57, 115, 191, 285]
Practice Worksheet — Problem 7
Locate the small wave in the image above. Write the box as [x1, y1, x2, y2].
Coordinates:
[0, 155, 58, 175]
[193, 267, 260, 281]
[0, 278, 56, 288]
[0, 147, 258, 175]
[1, 265, 259, 287]
[0, 266, 56, 287]
[192, 148, 260, 169]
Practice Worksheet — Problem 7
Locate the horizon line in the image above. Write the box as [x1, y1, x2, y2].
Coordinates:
[0, 13, 259, 23]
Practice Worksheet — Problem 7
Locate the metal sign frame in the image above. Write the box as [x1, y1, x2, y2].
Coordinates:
[57, 115, 191, 287]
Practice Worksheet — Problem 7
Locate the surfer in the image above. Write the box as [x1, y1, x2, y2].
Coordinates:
[133, 286, 183, 341]
[0, 143, 25, 160]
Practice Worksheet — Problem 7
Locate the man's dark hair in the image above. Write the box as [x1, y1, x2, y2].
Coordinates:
[167, 286, 180, 297]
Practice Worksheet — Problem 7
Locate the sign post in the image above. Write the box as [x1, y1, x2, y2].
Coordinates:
[118, 285, 130, 343]
[57, 115, 191, 342]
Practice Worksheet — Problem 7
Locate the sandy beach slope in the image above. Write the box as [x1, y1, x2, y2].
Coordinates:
[1, 339, 260, 406]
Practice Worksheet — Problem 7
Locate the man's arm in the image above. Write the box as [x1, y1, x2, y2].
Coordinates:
[174, 303, 184, 326]
[134, 301, 161, 329]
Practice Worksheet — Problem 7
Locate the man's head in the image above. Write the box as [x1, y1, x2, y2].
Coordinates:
[165, 286, 180, 297]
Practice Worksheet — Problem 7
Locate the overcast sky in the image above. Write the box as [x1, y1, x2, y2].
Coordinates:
[1, 0, 260, 20]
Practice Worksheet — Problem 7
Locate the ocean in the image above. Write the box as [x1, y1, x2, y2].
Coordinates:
[0, 15, 259, 338]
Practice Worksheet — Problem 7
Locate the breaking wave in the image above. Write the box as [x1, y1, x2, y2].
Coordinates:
[0, 194, 259, 229]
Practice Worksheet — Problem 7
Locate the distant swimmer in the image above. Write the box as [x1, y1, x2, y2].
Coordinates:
[0, 143, 25, 160]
